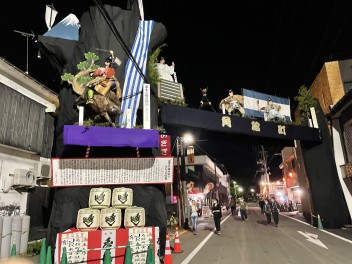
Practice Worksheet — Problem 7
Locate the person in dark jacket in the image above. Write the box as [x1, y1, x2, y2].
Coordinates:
[230, 198, 236, 216]
[259, 197, 265, 214]
[264, 199, 272, 227]
[238, 198, 248, 221]
[271, 197, 280, 227]
[211, 198, 222, 235]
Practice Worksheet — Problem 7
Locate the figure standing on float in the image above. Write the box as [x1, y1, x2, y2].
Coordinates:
[156, 57, 175, 82]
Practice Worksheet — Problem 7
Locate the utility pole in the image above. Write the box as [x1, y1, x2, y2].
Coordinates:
[176, 138, 185, 228]
[180, 138, 189, 229]
[259, 145, 271, 197]
[177, 137, 190, 229]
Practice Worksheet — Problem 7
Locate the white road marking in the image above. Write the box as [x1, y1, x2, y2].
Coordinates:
[282, 213, 352, 244]
[297, 231, 328, 249]
[180, 214, 232, 264]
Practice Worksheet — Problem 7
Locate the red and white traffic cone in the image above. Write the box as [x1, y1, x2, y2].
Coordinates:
[172, 226, 183, 253]
[164, 233, 173, 264]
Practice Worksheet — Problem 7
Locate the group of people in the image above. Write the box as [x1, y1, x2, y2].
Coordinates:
[230, 196, 280, 228]
[259, 197, 281, 227]
[189, 196, 281, 238]
[230, 197, 248, 221]
[190, 198, 222, 235]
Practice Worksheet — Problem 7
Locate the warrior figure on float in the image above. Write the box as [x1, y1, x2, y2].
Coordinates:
[61, 51, 123, 125]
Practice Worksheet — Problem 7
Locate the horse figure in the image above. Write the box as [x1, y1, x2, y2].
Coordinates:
[75, 75, 122, 125]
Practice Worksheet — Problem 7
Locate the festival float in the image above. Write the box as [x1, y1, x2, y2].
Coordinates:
[37, 1, 174, 263]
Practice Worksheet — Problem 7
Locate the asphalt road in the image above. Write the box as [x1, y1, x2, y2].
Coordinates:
[170, 207, 352, 264]
[22, 206, 352, 264]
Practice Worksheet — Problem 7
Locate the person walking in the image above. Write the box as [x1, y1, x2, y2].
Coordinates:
[238, 198, 248, 221]
[211, 198, 222, 235]
[259, 197, 265, 214]
[271, 197, 280, 227]
[264, 199, 272, 227]
[190, 200, 199, 235]
[230, 198, 236, 216]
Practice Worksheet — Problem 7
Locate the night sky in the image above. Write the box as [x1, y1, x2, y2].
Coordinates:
[1, 0, 351, 189]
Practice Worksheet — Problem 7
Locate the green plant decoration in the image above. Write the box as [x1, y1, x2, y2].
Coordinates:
[61, 52, 100, 85]
[148, 43, 168, 85]
[159, 97, 187, 106]
[294, 85, 317, 124]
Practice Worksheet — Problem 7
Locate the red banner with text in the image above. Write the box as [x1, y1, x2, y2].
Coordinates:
[159, 134, 171, 156]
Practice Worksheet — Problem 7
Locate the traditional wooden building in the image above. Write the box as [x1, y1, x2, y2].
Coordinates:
[0, 57, 59, 253]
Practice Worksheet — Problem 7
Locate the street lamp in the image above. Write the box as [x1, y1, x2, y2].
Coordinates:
[182, 133, 194, 145]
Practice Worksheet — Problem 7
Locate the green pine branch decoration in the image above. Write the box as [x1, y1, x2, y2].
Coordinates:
[294, 85, 317, 124]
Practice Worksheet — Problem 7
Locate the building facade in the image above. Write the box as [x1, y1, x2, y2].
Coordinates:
[289, 59, 352, 224]
[0, 57, 59, 249]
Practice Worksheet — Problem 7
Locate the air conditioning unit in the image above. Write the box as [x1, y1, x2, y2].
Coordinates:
[34, 158, 51, 179]
[13, 169, 37, 186]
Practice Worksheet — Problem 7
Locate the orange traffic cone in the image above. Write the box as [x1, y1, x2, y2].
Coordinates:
[164, 233, 173, 264]
[173, 226, 183, 253]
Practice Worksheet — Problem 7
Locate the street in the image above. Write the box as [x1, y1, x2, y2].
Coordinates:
[170, 206, 352, 264]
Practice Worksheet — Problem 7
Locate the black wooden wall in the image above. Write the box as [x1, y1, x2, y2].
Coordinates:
[0, 83, 54, 158]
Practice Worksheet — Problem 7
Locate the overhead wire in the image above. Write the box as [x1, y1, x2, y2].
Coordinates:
[192, 142, 217, 163]
[266, 146, 282, 167]
[94, 0, 147, 83]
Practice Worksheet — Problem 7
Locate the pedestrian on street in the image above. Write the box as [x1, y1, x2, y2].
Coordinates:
[211, 198, 222, 235]
[230, 197, 236, 216]
[190, 200, 199, 235]
[264, 198, 272, 226]
[259, 197, 265, 214]
[238, 198, 248, 221]
[271, 197, 280, 227]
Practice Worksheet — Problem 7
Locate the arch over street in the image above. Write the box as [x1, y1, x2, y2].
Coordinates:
[160, 104, 350, 229]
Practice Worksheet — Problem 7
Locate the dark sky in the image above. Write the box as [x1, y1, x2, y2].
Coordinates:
[1, 0, 351, 189]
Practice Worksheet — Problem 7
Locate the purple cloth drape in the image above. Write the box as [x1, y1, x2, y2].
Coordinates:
[64, 125, 159, 148]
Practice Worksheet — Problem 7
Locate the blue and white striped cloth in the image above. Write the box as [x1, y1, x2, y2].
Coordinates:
[119, 20, 154, 127]
[242, 88, 291, 121]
